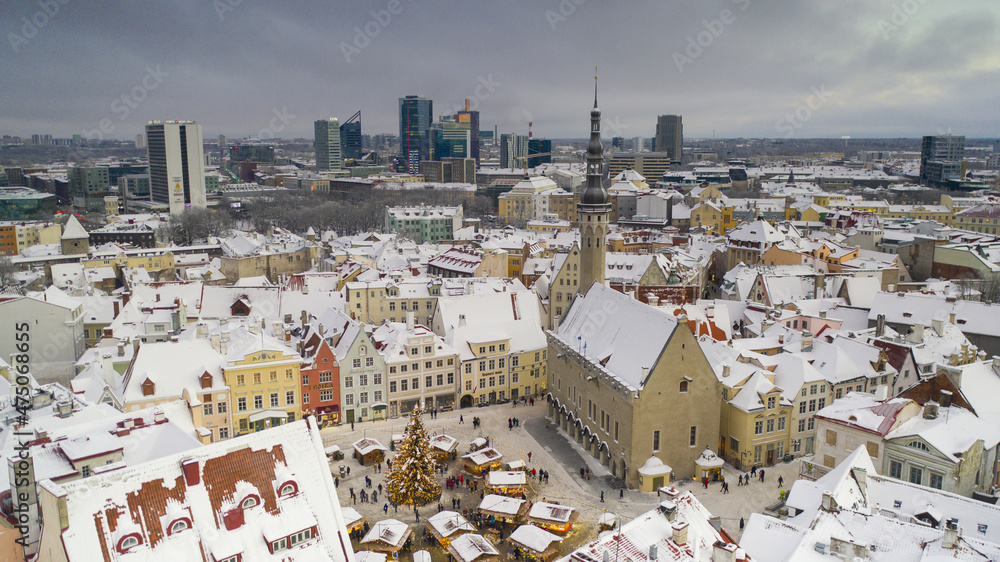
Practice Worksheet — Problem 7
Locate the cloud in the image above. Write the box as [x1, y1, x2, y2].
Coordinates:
[2, 0, 998, 139]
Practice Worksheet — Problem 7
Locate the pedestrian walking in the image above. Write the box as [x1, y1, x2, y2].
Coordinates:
[414, 508, 420, 522]
[601, 491, 605, 502]
[703, 476, 709, 489]
[528, 451, 532, 462]
[740, 517, 745, 531]
[351, 422, 355, 431]
[737, 475, 742, 486]
[778, 476, 783, 488]
[751, 466, 757, 477]
[383, 503, 389, 514]
[760, 469, 765, 482]
[460, 415, 464, 424]
[619, 488, 624, 499]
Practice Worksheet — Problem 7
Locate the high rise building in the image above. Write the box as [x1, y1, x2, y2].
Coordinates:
[578, 80, 610, 294]
[134, 134, 145, 149]
[654, 114, 683, 163]
[920, 134, 965, 186]
[398, 95, 433, 173]
[527, 138, 552, 168]
[632, 136, 644, 152]
[612, 137, 625, 150]
[67, 166, 111, 213]
[145, 120, 207, 215]
[430, 116, 471, 160]
[340, 113, 362, 162]
[456, 99, 480, 164]
[314, 118, 342, 172]
[218, 134, 226, 147]
[500, 133, 528, 168]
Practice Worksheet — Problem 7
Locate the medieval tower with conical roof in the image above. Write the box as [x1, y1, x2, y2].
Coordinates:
[578, 75, 611, 294]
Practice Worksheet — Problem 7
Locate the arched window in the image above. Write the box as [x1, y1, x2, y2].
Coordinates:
[588, 238, 592, 248]
[169, 519, 190, 534]
[679, 380, 689, 393]
[241, 496, 259, 509]
[279, 482, 297, 497]
[119, 536, 140, 551]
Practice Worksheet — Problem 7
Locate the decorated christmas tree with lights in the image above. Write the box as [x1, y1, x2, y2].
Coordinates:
[385, 408, 442, 507]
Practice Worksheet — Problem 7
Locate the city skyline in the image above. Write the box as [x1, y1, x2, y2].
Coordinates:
[2, 1, 999, 140]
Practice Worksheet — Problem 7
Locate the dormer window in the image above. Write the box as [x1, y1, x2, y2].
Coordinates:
[241, 496, 259, 509]
[279, 482, 298, 497]
[169, 519, 190, 534]
[118, 535, 141, 552]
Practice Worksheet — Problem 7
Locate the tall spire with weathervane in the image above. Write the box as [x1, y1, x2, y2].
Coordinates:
[578, 69, 611, 294]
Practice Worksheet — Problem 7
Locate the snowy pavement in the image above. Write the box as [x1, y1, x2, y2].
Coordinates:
[321, 401, 803, 558]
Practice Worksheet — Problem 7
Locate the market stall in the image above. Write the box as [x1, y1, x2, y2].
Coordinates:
[695, 447, 725, 482]
[325, 444, 344, 462]
[462, 447, 503, 475]
[485, 471, 527, 497]
[427, 510, 476, 547]
[353, 438, 388, 465]
[526, 502, 578, 535]
[360, 519, 412, 556]
[342, 506, 366, 536]
[429, 434, 459, 461]
[478, 494, 527, 526]
[447, 533, 500, 562]
[412, 551, 432, 562]
[354, 551, 387, 562]
[597, 513, 618, 532]
[469, 437, 488, 452]
[509, 524, 564, 562]
[506, 459, 526, 472]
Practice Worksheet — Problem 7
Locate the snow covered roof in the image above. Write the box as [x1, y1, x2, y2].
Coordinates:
[462, 447, 502, 466]
[427, 511, 475, 538]
[353, 438, 387, 455]
[528, 502, 575, 523]
[486, 471, 526, 487]
[886, 405, 1000, 463]
[448, 533, 500, 562]
[362, 518, 412, 548]
[510, 525, 563, 553]
[478, 494, 525, 516]
[868, 292, 1000, 338]
[637, 456, 673, 477]
[815, 392, 915, 436]
[553, 284, 678, 392]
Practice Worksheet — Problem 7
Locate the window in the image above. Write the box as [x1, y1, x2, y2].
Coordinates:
[254, 395, 263, 409]
[511, 356, 519, 367]
[766, 418, 775, 432]
[464, 363, 472, 374]
[169, 519, 190, 534]
[119, 536, 139, 551]
[360, 374, 369, 387]
[253, 373, 261, 384]
[489, 359, 496, 370]
[241, 496, 259, 508]
[679, 380, 689, 393]
[799, 402, 807, 414]
[498, 358, 505, 369]
[238, 397, 247, 411]
[237, 374, 245, 386]
[767, 396, 776, 409]
[219, 427, 229, 439]
[810, 384, 817, 395]
[218, 401, 227, 414]
[817, 398, 825, 409]
[345, 377, 354, 388]
[907, 440, 929, 452]
[286, 390, 295, 405]
[909, 466, 923, 485]
[374, 391, 383, 402]
[319, 372, 332, 383]
[689, 426, 697, 447]
[411, 363, 419, 371]
[652, 430, 661, 452]
[426, 375, 433, 388]
[929, 473, 944, 490]
[754, 420, 763, 435]
[304, 393, 310, 404]
[360, 392, 368, 404]
[353, 358, 361, 368]
[270, 393, 279, 407]
[269, 371, 277, 382]
[825, 429, 837, 446]
[488, 376, 495, 387]
[489, 345, 496, 353]
[436, 374, 444, 386]
[777, 417, 785, 431]
[280, 483, 296, 496]
[798, 419, 806, 432]
[465, 381, 472, 391]
[412, 377, 419, 389]
[411, 347, 418, 356]
[203, 403, 213, 416]
[286, 369, 293, 380]
[272, 538, 287, 552]
[401, 380, 408, 391]
[807, 418, 815, 430]
[346, 394, 354, 405]
[425, 346, 433, 354]
[808, 399, 816, 412]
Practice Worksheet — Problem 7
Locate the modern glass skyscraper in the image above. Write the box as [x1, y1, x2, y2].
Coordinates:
[654, 115, 683, 163]
[340, 120, 362, 162]
[145, 120, 207, 215]
[456, 99, 480, 164]
[528, 138, 552, 168]
[399, 95, 433, 173]
[315, 118, 342, 171]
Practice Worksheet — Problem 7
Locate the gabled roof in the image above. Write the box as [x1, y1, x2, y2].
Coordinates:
[61, 215, 89, 240]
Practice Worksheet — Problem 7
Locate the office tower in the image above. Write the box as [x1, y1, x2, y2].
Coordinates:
[67, 166, 111, 212]
[145, 120, 207, 215]
[612, 137, 625, 150]
[456, 99, 480, 164]
[399, 95, 433, 173]
[500, 133, 529, 168]
[654, 115, 683, 163]
[527, 138, 552, 168]
[920, 135, 965, 186]
[341, 111, 362, 162]
[134, 134, 145, 149]
[218, 134, 226, 147]
[632, 137, 644, 152]
[430, 116, 471, 160]
[314, 118, 342, 172]
[72, 134, 82, 145]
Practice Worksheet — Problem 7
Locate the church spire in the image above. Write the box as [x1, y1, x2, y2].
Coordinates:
[577, 72, 611, 295]
[594, 67, 599, 108]
[581, 71, 608, 207]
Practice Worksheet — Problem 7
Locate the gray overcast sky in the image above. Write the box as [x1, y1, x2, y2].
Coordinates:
[3, 0, 999, 140]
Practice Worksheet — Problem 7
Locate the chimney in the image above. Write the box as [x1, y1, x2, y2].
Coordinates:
[821, 491, 838, 512]
[851, 467, 868, 498]
[923, 400, 939, 420]
[801, 330, 814, 352]
[939, 389, 953, 409]
[647, 295, 659, 307]
[181, 459, 200, 486]
[102, 354, 115, 386]
[196, 323, 208, 339]
[932, 316, 944, 336]
[874, 385, 889, 401]
[285, 328, 291, 343]
[132, 338, 140, 356]
[712, 542, 737, 562]
[949, 312, 956, 324]
[722, 364, 730, 378]
[220, 340, 228, 355]
[154, 408, 165, 423]
[458, 314, 467, 327]
[778, 334, 785, 345]
[113, 300, 120, 317]
[943, 519, 961, 549]
[671, 521, 688, 546]
[406, 310, 415, 331]
[875, 314, 885, 338]
[301, 309, 309, 328]
[272, 320, 283, 339]
[211, 334, 221, 353]
[819, 309, 826, 319]
[761, 319, 774, 334]
[907, 324, 924, 343]
[648, 545, 658, 561]
[117, 343, 125, 357]
[221, 331, 230, 343]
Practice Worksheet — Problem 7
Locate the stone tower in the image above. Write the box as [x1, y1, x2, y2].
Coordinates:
[578, 75, 611, 294]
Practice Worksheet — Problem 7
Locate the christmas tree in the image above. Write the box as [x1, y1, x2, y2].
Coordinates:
[385, 408, 442, 507]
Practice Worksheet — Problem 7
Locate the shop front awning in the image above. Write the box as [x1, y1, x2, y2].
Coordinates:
[249, 409, 289, 423]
